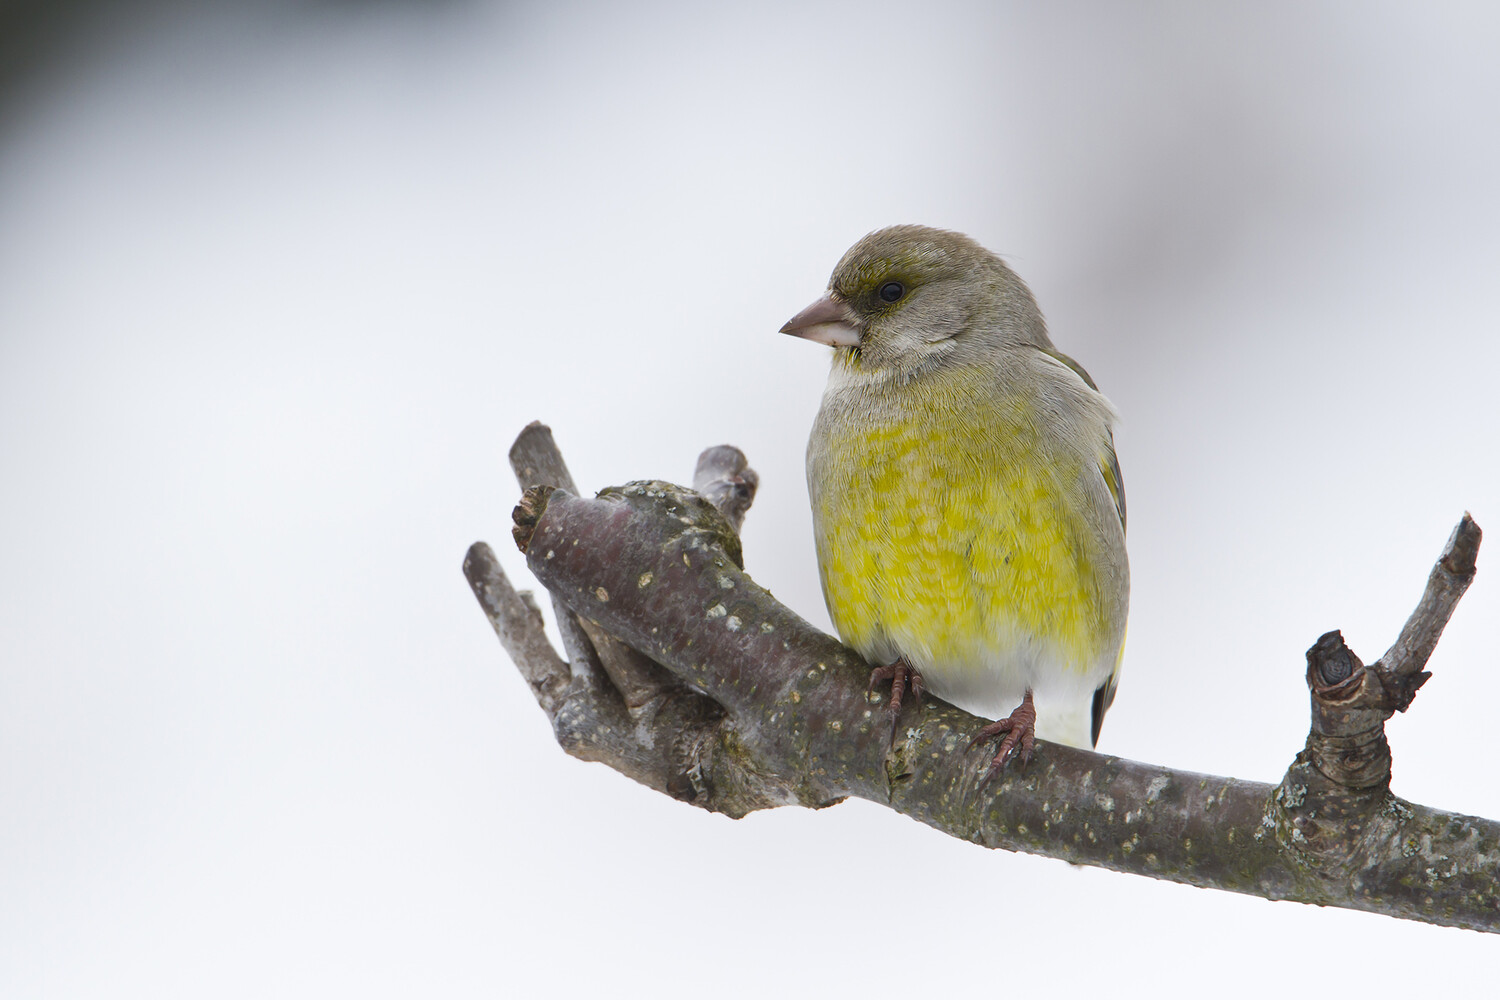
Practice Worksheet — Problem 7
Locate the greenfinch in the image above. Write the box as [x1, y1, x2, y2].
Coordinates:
[783, 225, 1129, 768]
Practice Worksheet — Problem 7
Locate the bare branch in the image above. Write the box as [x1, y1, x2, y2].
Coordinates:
[1376, 512, 1482, 710]
[462, 541, 567, 715]
[508, 420, 580, 495]
[507, 423, 613, 695]
[693, 445, 759, 534]
[468, 430, 1498, 933]
[1298, 516, 1483, 796]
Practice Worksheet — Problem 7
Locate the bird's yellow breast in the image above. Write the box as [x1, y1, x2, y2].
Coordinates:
[809, 370, 1112, 680]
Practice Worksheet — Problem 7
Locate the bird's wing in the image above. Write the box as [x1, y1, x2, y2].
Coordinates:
[1042, 347, 1127, 747]
[1091, 644, 1123, 746]
[1099, 434, 1126, 535]
[1041, 348, 1126, 534]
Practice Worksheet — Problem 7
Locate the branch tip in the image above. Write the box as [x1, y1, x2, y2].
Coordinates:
[462, 540, 496, 584]
[1372, 514, 1483, 697]
[692, 444, 760, 534]
[510, 421, 580, 494]
[462, 536, 569, 713]
[1440, 512, 1481, 579]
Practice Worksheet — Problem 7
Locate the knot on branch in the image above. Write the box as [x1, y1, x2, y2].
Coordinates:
[1304, 727, 1392, 791]
[1271, 752, 1393, 872]
[1305, 627, 1430, 725]
[1301, 631, 1397, 794]
[513, 484, 556, 552]
[1307, 630, 1362, 693]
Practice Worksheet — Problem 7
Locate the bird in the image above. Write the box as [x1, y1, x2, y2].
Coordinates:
[781, 224, 1129, 771]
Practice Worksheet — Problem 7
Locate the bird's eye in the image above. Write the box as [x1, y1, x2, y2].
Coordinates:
[878, 281, 905, 303]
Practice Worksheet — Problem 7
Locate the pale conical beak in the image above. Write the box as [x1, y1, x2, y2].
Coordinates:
[780, 295, 860, 348]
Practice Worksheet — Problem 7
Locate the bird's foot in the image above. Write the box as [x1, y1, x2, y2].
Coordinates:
[969, 689, 1037, 778]
[867, 658, 924, 743]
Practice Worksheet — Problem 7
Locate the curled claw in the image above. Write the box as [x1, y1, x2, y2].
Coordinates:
[969, 690, 1038, 779]
[868, 658, 924, 713]
[868, 658, 924, 745]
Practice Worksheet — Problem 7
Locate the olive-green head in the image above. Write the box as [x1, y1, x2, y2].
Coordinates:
[781, 224, 1051, 372]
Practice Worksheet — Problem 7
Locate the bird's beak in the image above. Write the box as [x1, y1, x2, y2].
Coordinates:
[780, 295, 860, 348]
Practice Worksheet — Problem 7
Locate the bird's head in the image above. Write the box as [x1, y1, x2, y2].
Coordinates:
[781, 224, 1051, 373]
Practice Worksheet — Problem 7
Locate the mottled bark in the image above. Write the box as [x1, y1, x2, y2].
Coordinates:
[465, 422, 1497, 933]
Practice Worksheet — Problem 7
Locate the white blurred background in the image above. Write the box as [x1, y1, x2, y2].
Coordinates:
[3, 1, 1498, 995]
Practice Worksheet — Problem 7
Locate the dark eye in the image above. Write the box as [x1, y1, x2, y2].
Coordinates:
[878, 281, 905, 303]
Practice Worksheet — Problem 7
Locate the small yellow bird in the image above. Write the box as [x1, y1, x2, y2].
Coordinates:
[782, 225, 1128, 769]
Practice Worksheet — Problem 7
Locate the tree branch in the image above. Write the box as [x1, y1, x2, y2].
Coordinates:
[467, 424, 1498, 933]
